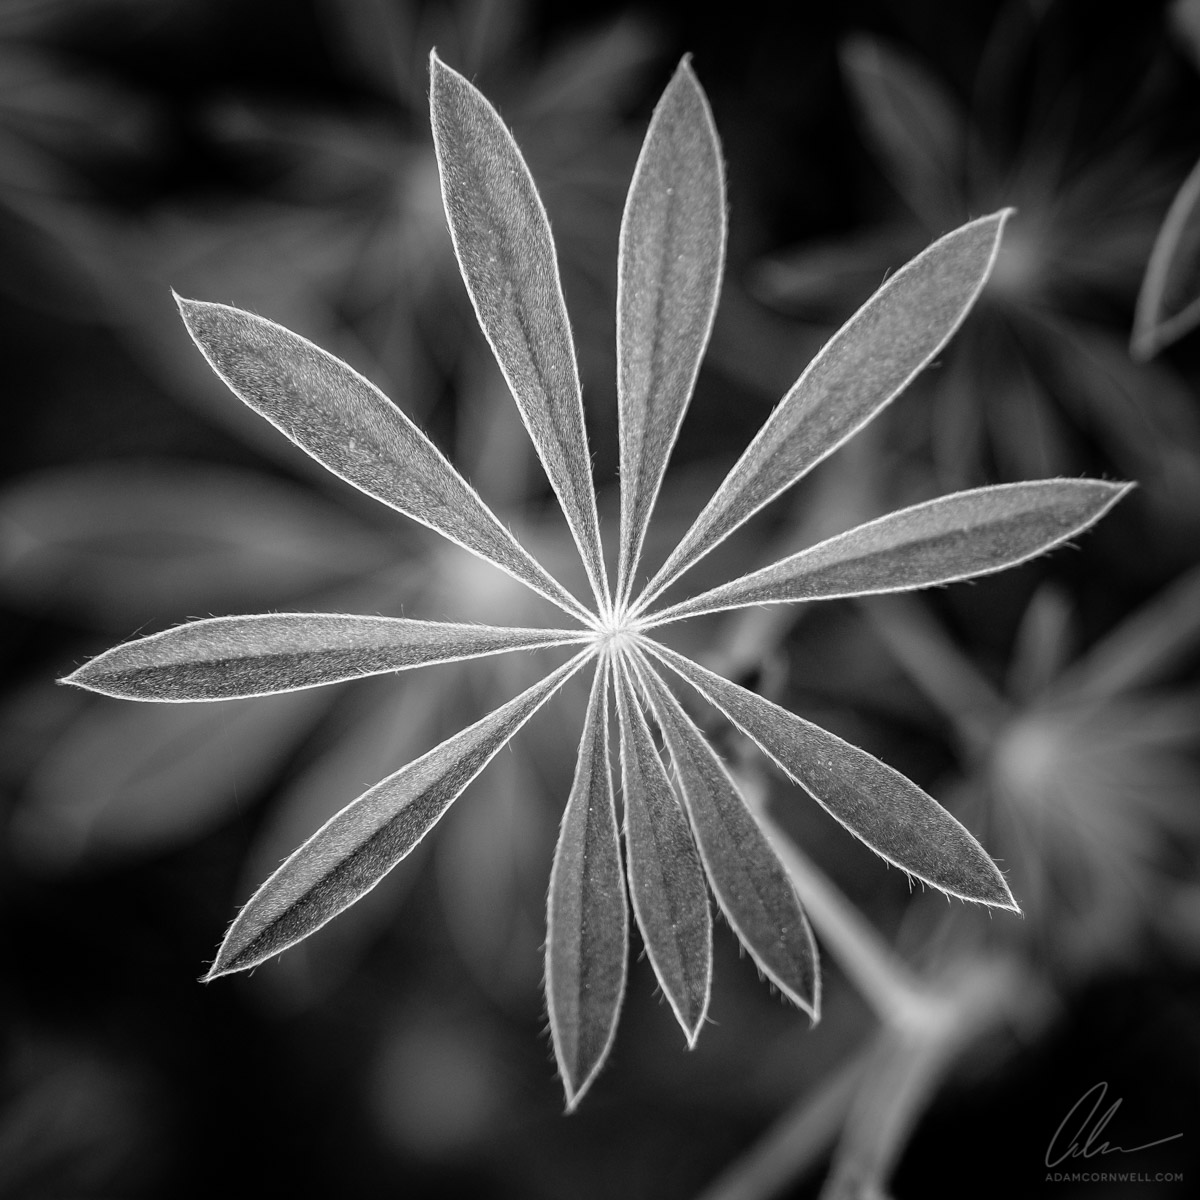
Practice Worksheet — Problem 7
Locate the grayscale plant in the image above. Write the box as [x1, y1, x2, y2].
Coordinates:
[753, 8, 1200, 512]
[60, 53, 1129, 1108]
[1133, 148, 1200, 359]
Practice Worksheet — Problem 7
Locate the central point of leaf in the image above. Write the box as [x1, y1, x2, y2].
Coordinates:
[595, 604, 643, 656]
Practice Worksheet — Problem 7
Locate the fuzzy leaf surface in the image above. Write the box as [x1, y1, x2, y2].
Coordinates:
[632, 654, 818, 1017]
[615, 57, 725, 605]
[647, 644, 1016, 910]
[429, 53, 608, 611]
[207, 651, 591, 977]
[648, 480, 1132, 625]
[1132, 153, 1200, 360]
[633, 212, 1010, 612]
[614, 657, 711, 1043]
[63, 614, 586, 701]
[545, 658, 627, 1109]
[176, 297, 592, 624]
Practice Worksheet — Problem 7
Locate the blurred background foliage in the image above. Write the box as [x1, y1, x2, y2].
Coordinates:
[1, 0, 1198, 1196]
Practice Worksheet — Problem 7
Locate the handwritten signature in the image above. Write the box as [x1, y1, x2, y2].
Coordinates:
[1045, 1082, 1183, 1168]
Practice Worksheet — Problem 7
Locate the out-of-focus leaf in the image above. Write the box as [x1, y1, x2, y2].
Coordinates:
[647, 480, 1131, 624]
[206, 651, 590, 978]
[62, 613, 588, 701]
[1132, 153, 1200, 359]
[615, 56, 725, 606]
[1036, 315, 1200, 506]
[647, 643, 1017, 910]
[13, 688, 330, 870]
[429, 53, 609, 613]
[1062, 564, 1200, 700]
[841, 35, 965, 228]
[750, 227, 914, 314]
[176, 297, 595, 625]
[516, 14, 660, 121]
[633, 212, 1010, 614]
[632, 655, 818, 1017]
[613, 658, 711, 1044]
[0, 464, 388, 624]
[546, 658, 627, 1109]
[0, 50, 154, 190]
[1171, 0, 1200, 72]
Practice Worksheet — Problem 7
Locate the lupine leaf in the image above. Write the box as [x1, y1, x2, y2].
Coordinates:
[206, 650, 592, 978]
[646, 643, 1017, 910]
[61, 613, 588, 702]
[613, 656, 711, 1043]
[646, 480, 1132, 625]
[630, 652, 819, 1017]
[1132, 153, 1200, 360]
[546, 656, 627, 1109]
[175, 296, 594, 626]
[615, 57, 725, 606]
[429, 52, 609, 614]
[632, 212, 1010, 614]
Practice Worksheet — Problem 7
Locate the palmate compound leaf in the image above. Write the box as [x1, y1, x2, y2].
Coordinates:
[629, 652, 819, 1018]
[429, 52, 609, 617]
[613, 654, 712, 1045]
[206, 649, 592, 979]
[643, 480, 1133, 625]
[630, 210, 1011, 615]
[614, 55, 726, 609]
[1132, 152, 1200, 360]
[61, 613, 590, 701]
[60, 49, 1137, 1118]
[644, 643, 1018, 911]
[545, 654, 628, 1110]
[175, 296, 595, 627]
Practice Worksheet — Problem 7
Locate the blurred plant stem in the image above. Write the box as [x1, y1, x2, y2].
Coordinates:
[701, 806, 1044, 1200]
[767, 834, 930, 1030]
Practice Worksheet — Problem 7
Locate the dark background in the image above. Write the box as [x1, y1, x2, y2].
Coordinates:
[1, 1, 1198, 1196]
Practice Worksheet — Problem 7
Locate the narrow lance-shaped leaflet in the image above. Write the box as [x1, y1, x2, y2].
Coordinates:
[645, 641, 1017, 910]
[613, 653, 712, 1044]
[643, 480, 1132, 626]
[615, 56, 726, 608]
[1132, 153, 1200, 361]
[207, 649, 593, 979]
[840, 35, 966, 231]
[63, 613, 592, 702]
[545, 654, 628, 1110]
[630, 211, 1011, 616]
[176, 297, 595, 627]
[629, 650, 819, 1018]
[429, 52, 610, 618]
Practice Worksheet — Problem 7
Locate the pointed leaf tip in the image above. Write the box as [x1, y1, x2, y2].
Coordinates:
[546, 661, 627, 1109]
[648, 478, 1134, 625]
[631, 654, 819, 1017]
[632, 209, 1022, 613]
[429, 48, 610, 613]
[59, 615, 586, 702]
[614, 51, 726, 605]
[648, 644, 1018, 911]
[208, 652, 589, 977]
[614, 660, 712, 1044]
[171, 297, 592, 624]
